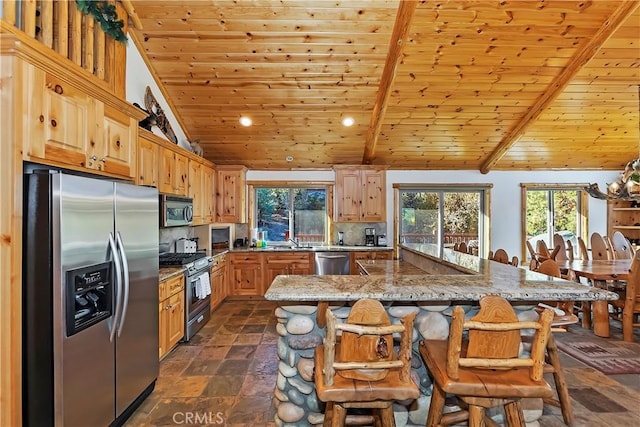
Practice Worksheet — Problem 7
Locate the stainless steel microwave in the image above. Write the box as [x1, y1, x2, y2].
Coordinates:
[160, 194, 193, 227]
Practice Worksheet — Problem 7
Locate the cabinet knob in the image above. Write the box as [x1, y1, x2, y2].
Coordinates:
[90, 155, 97, 161]
[100, 158, 106, 163]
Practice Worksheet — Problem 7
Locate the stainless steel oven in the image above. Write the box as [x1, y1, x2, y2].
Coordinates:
[184, 257, 213, 341]
[160, 194, 193, 227]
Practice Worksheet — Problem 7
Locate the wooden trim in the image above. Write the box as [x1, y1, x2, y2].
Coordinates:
[334, 164, 388, 170]
[520, 183, 591, 190]
[121, 0, 143, 30]
[393, 183, 494, 190]
[247, 180, 334, 187]
[54, 0, 69, 57]
[2, 0, 16, 26]
[362, 0, 418, 164]
[480, 0, 640, 174]
[40, 0, 53, 48]
[22, 0, 36, 37]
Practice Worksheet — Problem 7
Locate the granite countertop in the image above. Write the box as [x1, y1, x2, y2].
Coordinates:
[159, 267, 185, 282]
[264, 244, 618, 303]
[358, 259, 428, 276]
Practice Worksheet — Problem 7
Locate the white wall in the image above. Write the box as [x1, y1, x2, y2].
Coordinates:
[126, 41, 191, 151]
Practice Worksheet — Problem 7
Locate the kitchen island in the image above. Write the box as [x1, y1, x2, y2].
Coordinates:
[264, 243, 617, 427]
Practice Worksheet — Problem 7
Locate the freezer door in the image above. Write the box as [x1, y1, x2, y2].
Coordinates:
[114, 182, 159, 416]
[57, 174, 116, 427]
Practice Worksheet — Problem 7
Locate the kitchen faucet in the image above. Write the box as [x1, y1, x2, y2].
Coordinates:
[287, 237, 300, 248]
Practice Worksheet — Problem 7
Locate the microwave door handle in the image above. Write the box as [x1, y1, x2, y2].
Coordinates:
[116, 232, 130, 337]
[108, 233, 123, 342]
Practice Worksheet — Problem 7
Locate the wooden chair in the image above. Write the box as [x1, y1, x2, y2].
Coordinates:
[590, 232, 611, 261]
[419, 296, 555, 427]
[526, 240, 540, 270]
[490, 248, 519, 267]
[457, 241, 468, 254]
[532, 259, 578, 426]
[536, 239, 561, 262]
[608, 250, 640, 342]
[577, 236, 589, 261]
[612, 231, 634, 260]
[314, 299, 419, 427]
[565, 239, 575, 262]
[553, 233, 572, 262]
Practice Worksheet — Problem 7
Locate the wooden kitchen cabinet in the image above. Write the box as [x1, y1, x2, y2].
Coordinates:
[159, 147, 188, 196]
[228, 253, 263, 296]
[264, 252, 313, 291]
[210, 254, 227, 310]
[137, 130, 160, 187]
[349, 250, 393, 275]
[23, 66, 93, 169]
[216, 166, 247, 223]
[159, 274, 185, 359]
[334, 166, 386, 222]
[189, 160, 216, 225]
[93, 102, 137, 179]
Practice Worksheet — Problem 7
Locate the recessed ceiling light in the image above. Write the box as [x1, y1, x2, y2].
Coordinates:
[286, 156, 294, 162]
[239, 116, 252, 127]
[342, 116, 355, 127]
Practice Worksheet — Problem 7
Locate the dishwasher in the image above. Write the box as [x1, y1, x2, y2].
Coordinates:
[314, 252, 350, 275]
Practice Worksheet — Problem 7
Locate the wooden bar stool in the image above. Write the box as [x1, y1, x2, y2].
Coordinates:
[419, 295, 555, 427]
[314, 299, 419, 427]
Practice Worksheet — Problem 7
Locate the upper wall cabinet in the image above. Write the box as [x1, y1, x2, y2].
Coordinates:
[188, 159, 215, 225]
[20, 59, 144, 180]
[159, 147, 188, 196]
[334, 166, 386, 222]
[137, 130, 160, 187]
[216, 166, 247, 223]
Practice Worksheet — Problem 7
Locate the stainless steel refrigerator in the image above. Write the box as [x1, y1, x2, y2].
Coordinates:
[22, 169, 159, 426]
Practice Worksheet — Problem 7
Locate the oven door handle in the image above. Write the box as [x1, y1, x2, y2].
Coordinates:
[108, 233, 123, 343]
[116, 231, 130, 337]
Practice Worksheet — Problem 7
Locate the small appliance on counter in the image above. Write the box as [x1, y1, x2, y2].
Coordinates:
[338, 231, 344, 246]
[365, 228, 376, 246]
[376, 234, 387, 246]
[176, 237, 197, 253]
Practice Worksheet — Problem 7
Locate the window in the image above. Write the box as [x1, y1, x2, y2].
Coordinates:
[521, 184, 589, 262]
[251, 184, 329, 244]
[394, 184, 490, 257]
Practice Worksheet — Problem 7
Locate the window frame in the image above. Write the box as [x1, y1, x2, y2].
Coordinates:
[520, 183, 589, 263]
[248, 180, 334, 245]
[393, 183, 492, 258]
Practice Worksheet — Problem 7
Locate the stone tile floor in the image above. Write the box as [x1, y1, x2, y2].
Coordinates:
[125, 300, 640, 427]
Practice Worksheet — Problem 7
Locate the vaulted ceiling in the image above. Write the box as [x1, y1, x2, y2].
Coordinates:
[128, 0, 640, 171]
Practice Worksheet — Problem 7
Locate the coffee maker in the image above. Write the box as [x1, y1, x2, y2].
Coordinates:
[365, 228, 376, 246]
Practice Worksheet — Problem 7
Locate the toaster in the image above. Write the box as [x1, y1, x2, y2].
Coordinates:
[176, 238, 197, 253]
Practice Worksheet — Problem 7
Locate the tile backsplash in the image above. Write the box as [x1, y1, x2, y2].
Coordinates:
[159, 226, 193, 252]
[333, 223, 386, 246]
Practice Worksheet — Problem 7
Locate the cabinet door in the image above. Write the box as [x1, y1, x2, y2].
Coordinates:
[97, 104, 136, 178]
[228, 254, 263, 296]
[216, 168, 246, 223]
[174, 153, 189, 196]
[202, 166, 215, 223]
[210, 265, 226, 311]
[372, 251, 392, 260]
[335, 169, 362, 222]
[159, 148, 175, 194]
[25, 70, 90, 168]
[158, 301, 168, 359]
[137, 135, 159, 187]
[188, 161, 203, 224]
[167, 292, 184, 349]
[350, 251, 371, 275]
[361, 169, 386, 222]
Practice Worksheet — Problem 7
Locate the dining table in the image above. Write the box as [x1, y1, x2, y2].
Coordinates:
[558, 258, 631, 338]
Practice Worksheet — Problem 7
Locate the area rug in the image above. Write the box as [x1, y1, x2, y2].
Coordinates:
[555, 327, 640, 375]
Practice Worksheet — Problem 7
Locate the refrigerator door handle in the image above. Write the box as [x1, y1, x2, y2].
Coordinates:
[116, 231, 130, 336]
[108, 232, 123, 342]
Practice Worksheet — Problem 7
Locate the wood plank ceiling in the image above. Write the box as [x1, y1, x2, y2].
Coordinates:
[129, 0, 640, 171]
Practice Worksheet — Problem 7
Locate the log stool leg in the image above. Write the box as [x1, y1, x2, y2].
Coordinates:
[503, 401, 526, 427]
[546, 334, 574, 426]
[468, 405, 485, 427]
[331, 403, 347, 427]
[378, 405, 395, 427]
[426, 383, 446, 427]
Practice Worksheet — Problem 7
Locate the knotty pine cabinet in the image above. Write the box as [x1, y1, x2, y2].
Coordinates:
[210, 254, 228, 310]
[349, 250, 393, 275]
[137, 130, 160, 187]
[159, 274, 185, 360]
[228, 253, 264, 296]
[22, 63, 140, 180]
[264, 252, 313, 289]
[189, 160, 215, 225]
[334, 166, 386, 222]
[159, 147, 188, 196]
[608, 200, 640, 246]
[216, 166, 247, 223]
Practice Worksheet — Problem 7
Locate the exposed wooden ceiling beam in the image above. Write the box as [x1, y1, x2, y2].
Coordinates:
[121, 0, 143, 30]
[362, 0, 418, 164]
[479, 0, 640, 174]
